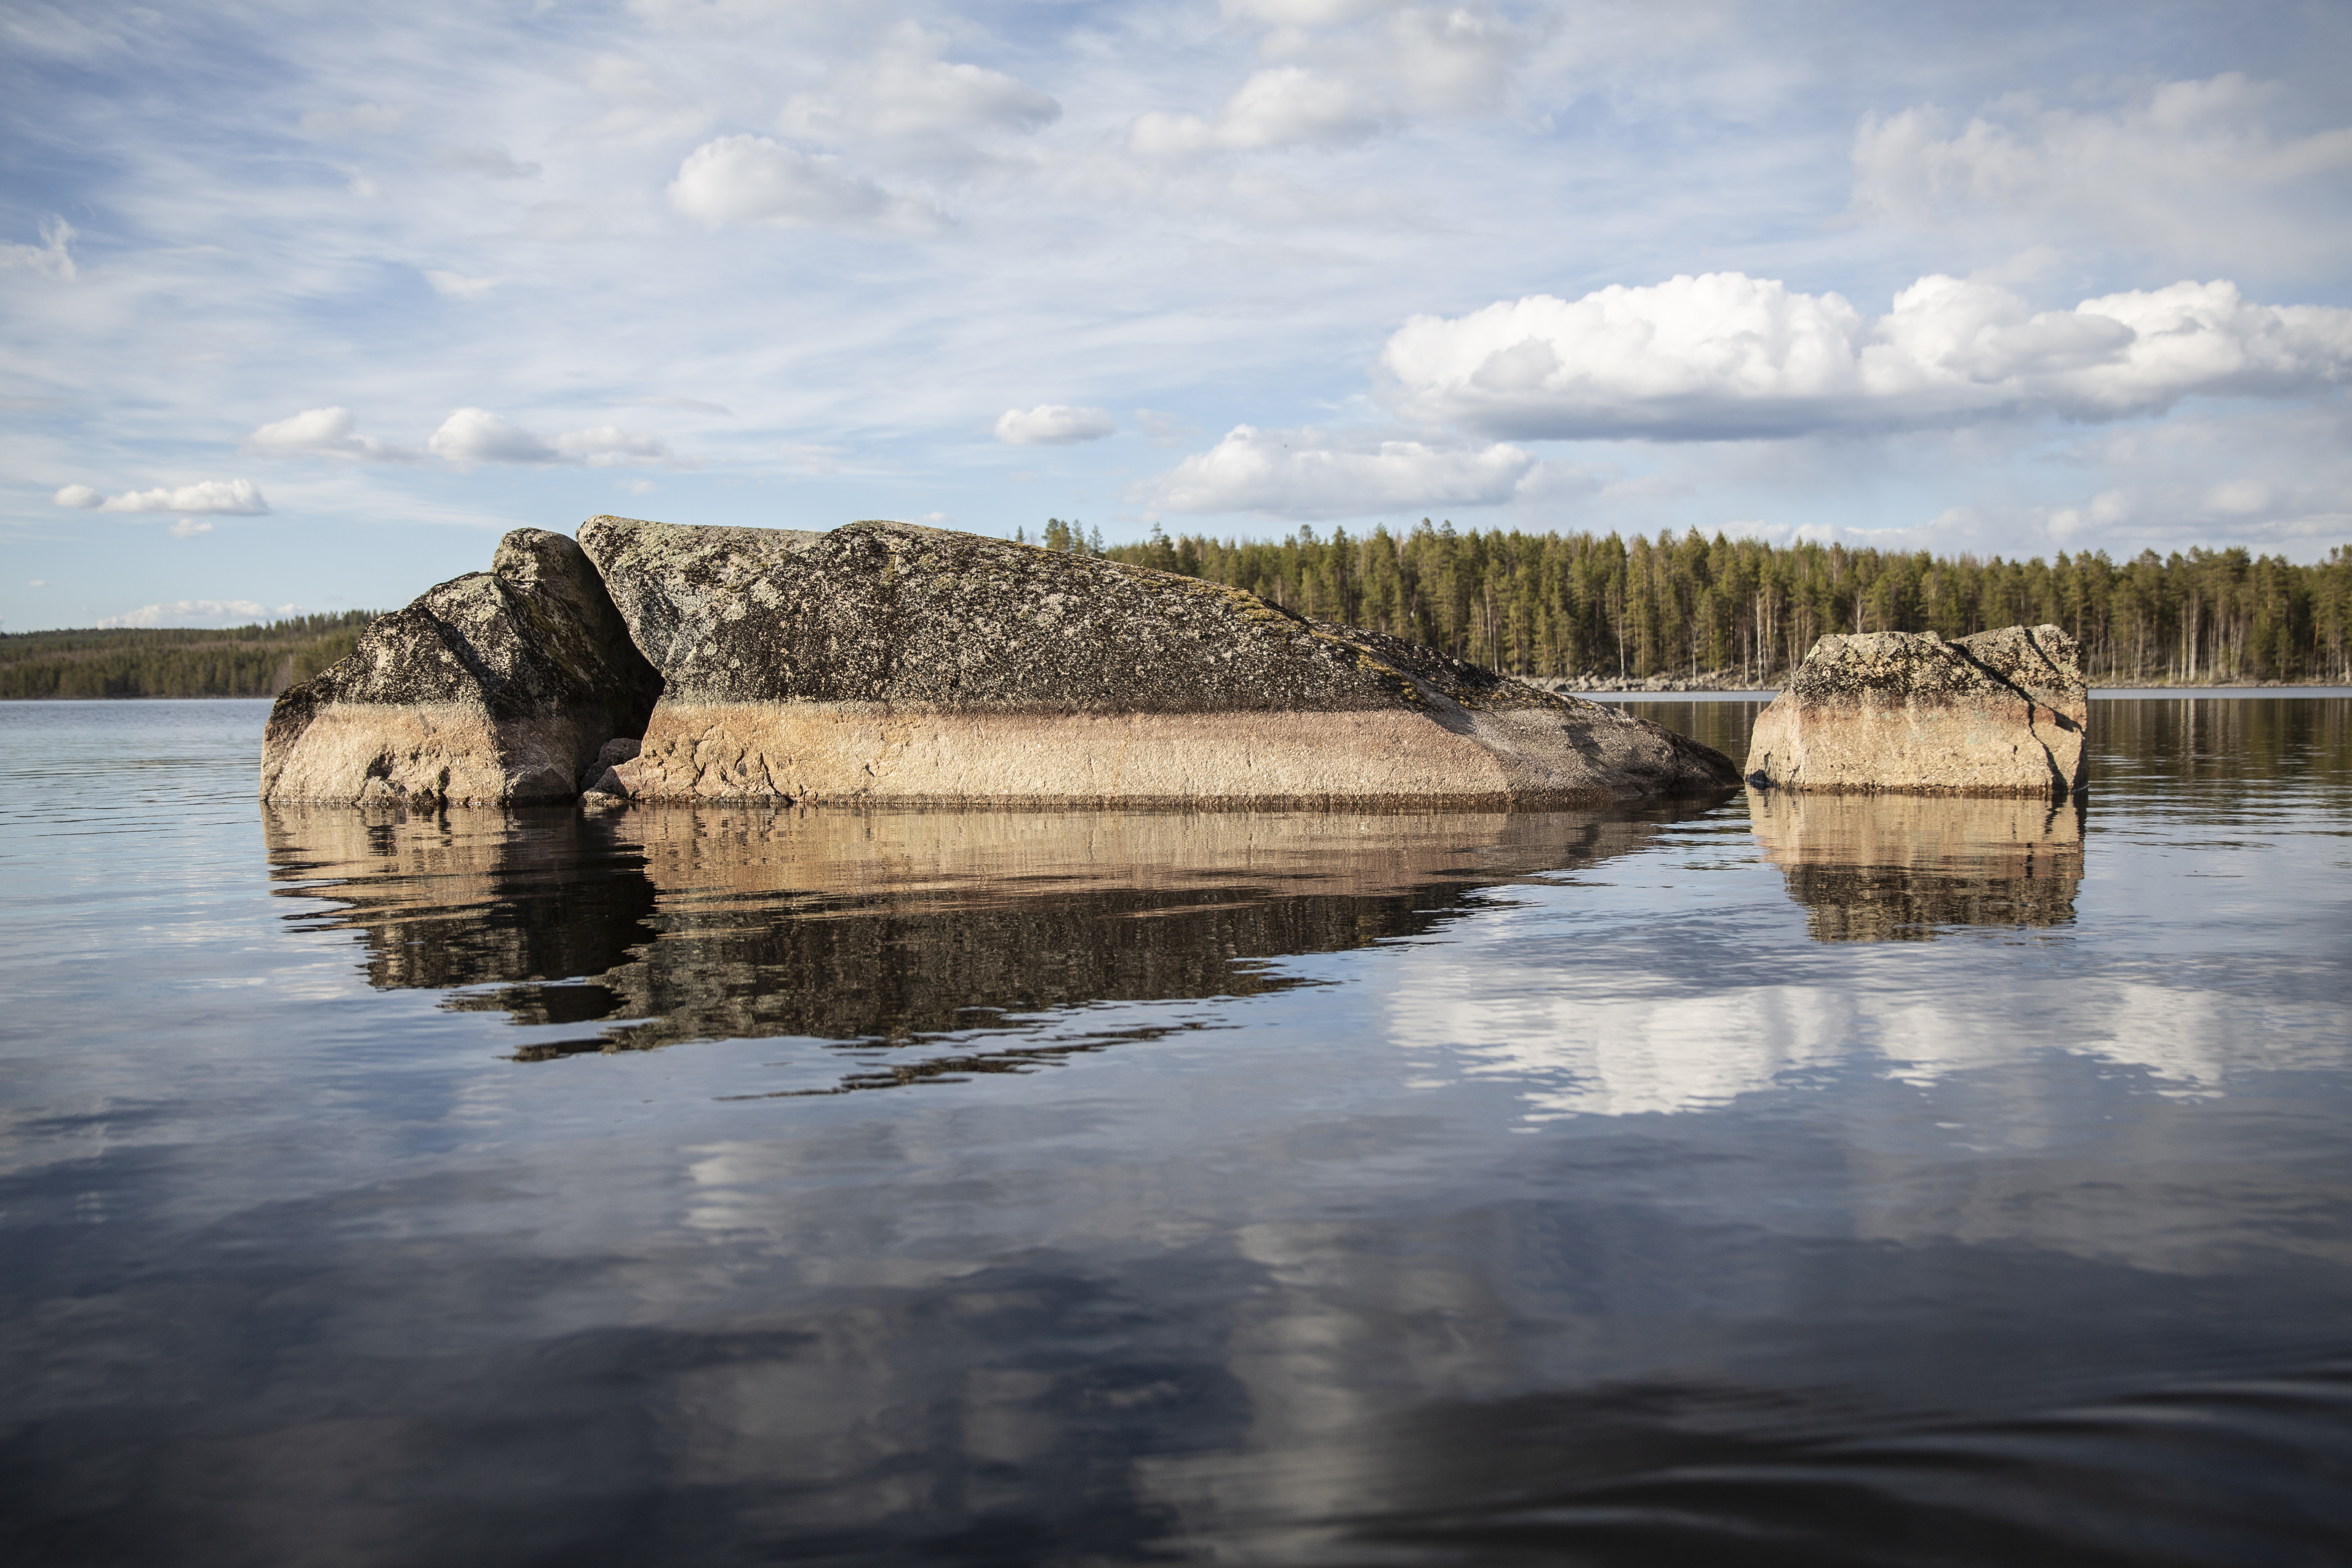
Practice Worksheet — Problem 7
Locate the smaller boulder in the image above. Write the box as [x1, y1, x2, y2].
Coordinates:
[1744, 625, 2086, 796]
[260, 530, 664, 804]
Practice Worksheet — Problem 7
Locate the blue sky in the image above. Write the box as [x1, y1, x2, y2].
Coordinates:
[4, 0, 2349, 629]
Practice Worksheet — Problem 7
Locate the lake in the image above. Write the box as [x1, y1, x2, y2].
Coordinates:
[3, 693, 2349, 1566]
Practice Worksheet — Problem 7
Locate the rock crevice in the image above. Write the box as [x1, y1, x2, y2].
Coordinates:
[260, 529, 663, 804]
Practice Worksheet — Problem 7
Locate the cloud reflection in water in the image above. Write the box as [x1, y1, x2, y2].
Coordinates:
[1383, 786, 2344, 1120]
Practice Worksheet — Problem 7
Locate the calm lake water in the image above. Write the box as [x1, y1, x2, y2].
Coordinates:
[4, 694, 2350, 1566]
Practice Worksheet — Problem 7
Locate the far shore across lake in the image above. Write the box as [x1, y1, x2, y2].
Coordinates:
[1547, 673, 2352, 695]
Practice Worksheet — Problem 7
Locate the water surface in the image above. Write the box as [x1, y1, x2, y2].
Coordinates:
[3, 695, 2349, 1565]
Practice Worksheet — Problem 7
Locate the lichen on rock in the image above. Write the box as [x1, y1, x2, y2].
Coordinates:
[259, 529, 663, 804]
[1743, 625, 2088, 796]
[577, 515, 1740, 807]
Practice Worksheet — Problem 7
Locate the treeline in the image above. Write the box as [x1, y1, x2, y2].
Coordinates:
[1099, 523, 2352, 683]
[0, 612, 378, 699]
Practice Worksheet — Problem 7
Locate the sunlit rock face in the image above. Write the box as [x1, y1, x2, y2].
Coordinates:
[577, 515, 1740, 807]
[260, 530, 662, 804]
[1744, 625, 2087, 796]
[1748, 788, 2084, 941]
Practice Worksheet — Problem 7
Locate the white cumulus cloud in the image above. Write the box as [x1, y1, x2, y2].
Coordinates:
[54, 478, 270, 513]
[246, 406, 419, 461]
[994, 404, 1116, 445]
[428, 408, 669, 468]
[1141, 425, 1536, 519]
[1381, 272, 2352, 440]
[667, 134, 940, 232]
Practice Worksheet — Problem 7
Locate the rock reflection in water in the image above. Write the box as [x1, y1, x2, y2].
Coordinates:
[263, 804, 658, 998]
[265, 802, 1700, 1087]
[1747, 788, 2085, 942]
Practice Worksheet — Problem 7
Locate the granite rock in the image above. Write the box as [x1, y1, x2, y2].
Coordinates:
[1743, 625, 2086, 796]
[260, 529, 663, 804]
[577, 515, 1740, 807]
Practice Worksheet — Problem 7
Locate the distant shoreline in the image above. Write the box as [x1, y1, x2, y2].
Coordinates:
[1554, 678, 2352, 697]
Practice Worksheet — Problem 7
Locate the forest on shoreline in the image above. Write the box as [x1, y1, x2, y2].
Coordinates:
[1095, 521, 2352, 685]
[10, 522, 2351, 698]
[0, 612, 378, 700]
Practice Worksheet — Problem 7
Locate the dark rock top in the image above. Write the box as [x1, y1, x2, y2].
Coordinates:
[265, 529, 661, 746]
[1781, 625, 2085, 711]
[577, 515, 1578, 716]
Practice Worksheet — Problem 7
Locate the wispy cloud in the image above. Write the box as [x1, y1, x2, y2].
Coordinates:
[2, 217, 78, 281]
[1855, 74, 2352, 270]
[299, 102, 408, 137]
[424, 270, 503, 299]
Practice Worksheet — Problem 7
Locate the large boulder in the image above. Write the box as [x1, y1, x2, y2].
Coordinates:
[260, 529, 663, 804]
[1743, 625, 2087, 796]
[577, 515, 1740, 807]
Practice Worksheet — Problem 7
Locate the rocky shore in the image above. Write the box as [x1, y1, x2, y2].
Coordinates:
[1531, 671, 1775, 695]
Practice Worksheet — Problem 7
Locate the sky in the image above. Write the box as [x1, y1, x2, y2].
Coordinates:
[3, 0, 2350, 630]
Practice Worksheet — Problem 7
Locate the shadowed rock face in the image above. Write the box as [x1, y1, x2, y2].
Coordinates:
[1748, 788, 2084, 942]
[1743, 625, 2087, 796]
[577, 515, 1739, 807]
[260, 530, 663, 804]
